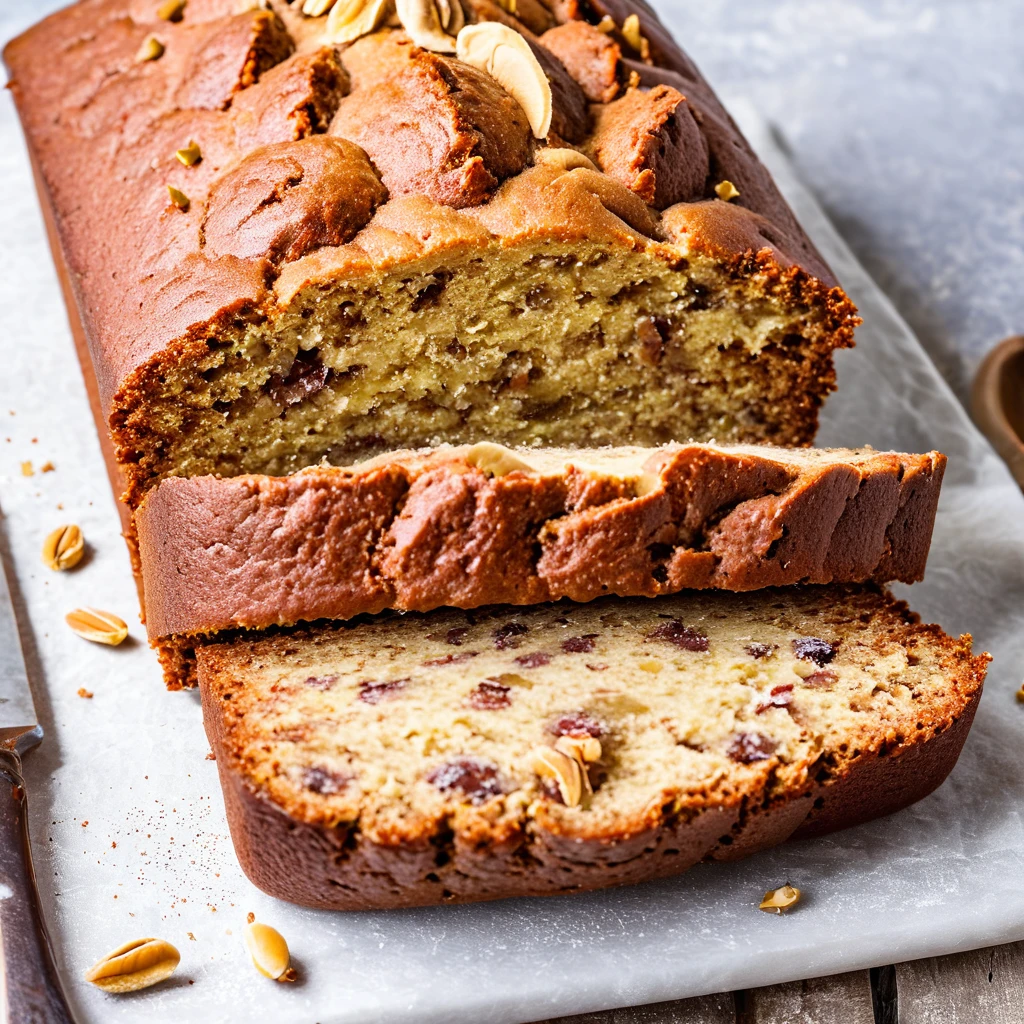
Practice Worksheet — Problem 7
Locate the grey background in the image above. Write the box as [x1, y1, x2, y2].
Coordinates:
[677, 0, 1024, 403]
[3, 0, 1023, 405]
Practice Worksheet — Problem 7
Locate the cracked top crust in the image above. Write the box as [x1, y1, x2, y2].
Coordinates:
[136, 442, 946, 689]
[5, 0, 842, 412]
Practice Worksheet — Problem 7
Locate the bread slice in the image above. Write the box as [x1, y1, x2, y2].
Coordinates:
[140, 443, 946, 689]
[197, 584, 986, 910]
[6, 1, 856, 514]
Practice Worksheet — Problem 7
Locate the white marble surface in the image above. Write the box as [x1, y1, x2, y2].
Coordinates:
[2, 4, 1024, 1024]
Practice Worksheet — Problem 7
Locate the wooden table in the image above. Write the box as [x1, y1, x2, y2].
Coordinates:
[540, 944, 1024, 1022]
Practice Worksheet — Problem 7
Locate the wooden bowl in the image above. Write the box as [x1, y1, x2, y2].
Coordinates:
[972, 335, 1024, 490]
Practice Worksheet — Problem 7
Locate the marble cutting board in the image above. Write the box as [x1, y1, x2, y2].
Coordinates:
[1, 35, 1023, 1019]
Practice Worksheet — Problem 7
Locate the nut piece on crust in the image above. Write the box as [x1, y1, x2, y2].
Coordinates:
[456, 22, 552, 138]
[540, 21, 622, 103]
[231, 47, 351, 148]
[331, 39, 531, 207]
[177, 10, 295, 112]
[526, 36, 590, 142]
[325, 0, 394, 44]
[587, 84, 709, 208]
[396, 0, 463, 53]
[201, 136, 387, 264]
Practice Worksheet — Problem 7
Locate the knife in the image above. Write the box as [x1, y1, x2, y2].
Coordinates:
[0, 557, 76, 1023]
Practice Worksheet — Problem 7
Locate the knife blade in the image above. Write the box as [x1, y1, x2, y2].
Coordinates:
[0, 552, 42, 754]
[0, 555, 76, 1023]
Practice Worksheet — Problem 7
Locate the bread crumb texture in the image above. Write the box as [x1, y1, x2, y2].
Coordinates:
[197, 585, 986, 907]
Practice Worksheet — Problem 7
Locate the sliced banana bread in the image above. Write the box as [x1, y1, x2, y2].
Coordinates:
[139, 443, 946, 689]
[198, 585, 987, 910]
[6, 0, 856, 513]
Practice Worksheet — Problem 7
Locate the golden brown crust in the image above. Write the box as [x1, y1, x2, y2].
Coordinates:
[587, 85, 709, 207]
[197, 587, 987, 910]
[540, 21, 623, 104]
[201, 135, 387, 262]
[793, 631, 987, 837]
[138, 444, 947, 688]
[330, 34, 534, 207]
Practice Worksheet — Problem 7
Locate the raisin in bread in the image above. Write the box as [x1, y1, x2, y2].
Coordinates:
[141, 442, 946, 689]
[6, 0, 857, 516]
[197, 585, 986, 910]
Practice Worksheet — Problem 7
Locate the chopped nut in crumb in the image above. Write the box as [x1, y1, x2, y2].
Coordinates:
[532, 746, 584, 806]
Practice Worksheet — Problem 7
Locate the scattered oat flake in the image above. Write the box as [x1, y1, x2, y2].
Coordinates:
[21, 461, 33, 476]
[187, 932, 196, 941]
[77, 688, 94, 699]
[41, 461, 55, 472]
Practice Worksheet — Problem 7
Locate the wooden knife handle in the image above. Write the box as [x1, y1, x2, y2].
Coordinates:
[0, 747, 77, 1024]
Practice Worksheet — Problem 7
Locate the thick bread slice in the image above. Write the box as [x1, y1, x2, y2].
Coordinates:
[140, 443, 946, 688]
[197, 584, 986, 911]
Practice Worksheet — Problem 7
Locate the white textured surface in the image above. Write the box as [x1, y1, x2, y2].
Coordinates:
[2, 16, 1024, 1024]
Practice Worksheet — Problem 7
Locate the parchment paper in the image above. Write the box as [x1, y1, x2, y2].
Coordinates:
[1, 84, 1022, 1023]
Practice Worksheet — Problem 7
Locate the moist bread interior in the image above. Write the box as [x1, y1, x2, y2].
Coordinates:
[200, 586, 983, 845]
[124, 239, 841, 496]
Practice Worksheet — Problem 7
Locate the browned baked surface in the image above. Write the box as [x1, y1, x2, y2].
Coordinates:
[139, 442, 946, 688]
[197, 584, 987, 910]
[5, 0, 857, 512]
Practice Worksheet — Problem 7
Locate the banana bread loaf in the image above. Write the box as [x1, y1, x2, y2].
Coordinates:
[139, 442, 947, 689]
[5, 0, 857, 513]
[198, 584, 987, 910]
